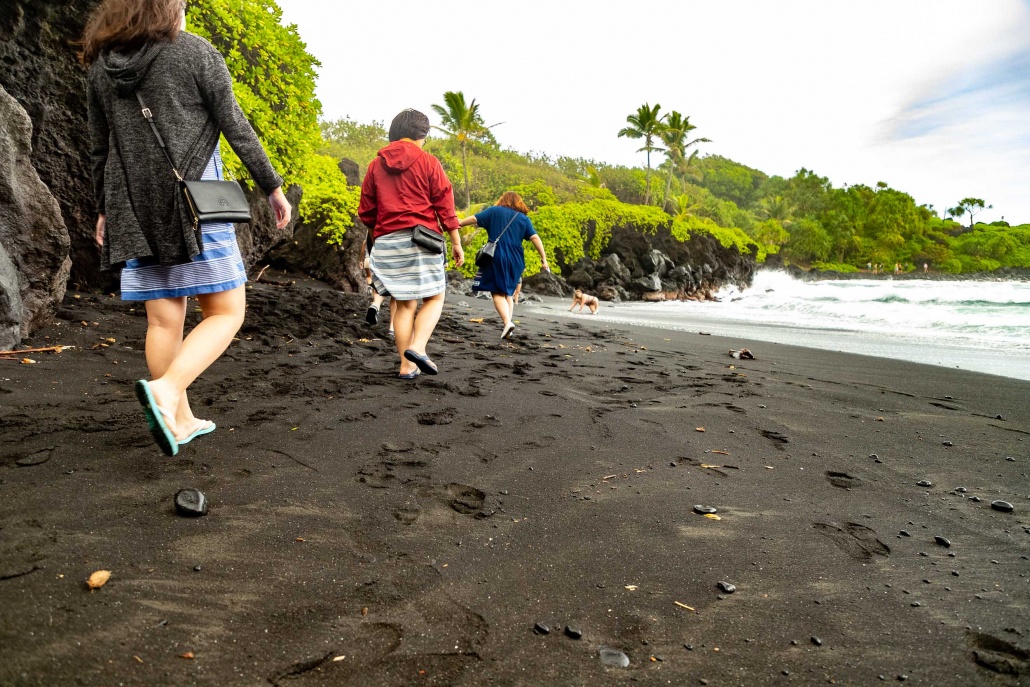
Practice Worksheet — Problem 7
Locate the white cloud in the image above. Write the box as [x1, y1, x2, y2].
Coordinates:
[277, 0, 1030, 222]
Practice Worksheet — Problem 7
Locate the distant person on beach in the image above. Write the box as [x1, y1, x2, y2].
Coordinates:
[570, 289, 600, 314]
[83, 0, 291, 456]
[923, 262, 928, 273]
[458, 191, 549, 340]
[358, 109, 464, 378]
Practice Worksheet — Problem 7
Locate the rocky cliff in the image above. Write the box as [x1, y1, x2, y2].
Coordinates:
[0, 86, 72, 348]
[530, 223, 757, 302]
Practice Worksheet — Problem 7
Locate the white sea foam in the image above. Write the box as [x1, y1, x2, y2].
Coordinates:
[534, 270, 1030, 381]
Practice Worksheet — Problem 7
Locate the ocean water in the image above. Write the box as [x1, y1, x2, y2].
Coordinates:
[539, 271, 1030, 381]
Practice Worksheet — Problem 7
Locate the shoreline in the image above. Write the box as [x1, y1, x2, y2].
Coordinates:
[1, 282, 1028, 686]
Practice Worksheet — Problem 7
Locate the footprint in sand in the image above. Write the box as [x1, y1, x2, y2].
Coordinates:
[825, 471, 863, 489]
[813, 522, 890, 560]
[447, 483, 487, 515]
[968, 631, 1030, 676]
[393, 497, 422, 525]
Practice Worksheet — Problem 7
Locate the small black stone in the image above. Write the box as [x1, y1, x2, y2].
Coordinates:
[911, 602, 921, 607]
[693, 505, 717, 515]
[684, 643, 694, 651]
[898, 675, 908, 682]
[533, 622, 550, 635]
[1005, 456, 1015, 462]
[790, 640, 799, 646]
[869, 454, 878, 459]
[174, 488, 208, 517]
[565, 625, 583, 640]
[811, 636, 822, 646]
[943, 441, 954, 447]
[955, 487, 967, 493]
[717, 581, 736, 594]
[193, 565, 202, 572]
[782, 670, 790, 676]
[670, 462, 677, 467]
[952, 571, 960, 576]
[969, 496, 982, 503]
[991, 500, 1014, 513]
[934, 536, 951, 548]
[917, 480, 933, 488]
[899, 530, 911, 537]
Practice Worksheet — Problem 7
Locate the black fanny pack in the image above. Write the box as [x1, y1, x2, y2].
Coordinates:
[135, 92, 252, 228]
[411, 225, 445, 254]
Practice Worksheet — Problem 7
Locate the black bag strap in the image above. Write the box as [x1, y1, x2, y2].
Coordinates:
[134, 91, 183, 182]
[492, 208, 520, 243]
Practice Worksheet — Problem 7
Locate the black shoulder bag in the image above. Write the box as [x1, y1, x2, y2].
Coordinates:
[135, 92, 252, 229]
[475, 209, 520, 268]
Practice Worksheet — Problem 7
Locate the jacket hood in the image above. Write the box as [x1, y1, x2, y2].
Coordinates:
[377, 140, 424, 174]
[100, 42, 166, 96]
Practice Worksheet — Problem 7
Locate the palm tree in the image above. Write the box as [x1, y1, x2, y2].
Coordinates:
[618, 103, 667, 205]
[431, 91, 495, 211]
[659, 112, 710, 211]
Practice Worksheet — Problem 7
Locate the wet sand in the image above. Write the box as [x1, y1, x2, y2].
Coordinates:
[1, 281, 1028, 686]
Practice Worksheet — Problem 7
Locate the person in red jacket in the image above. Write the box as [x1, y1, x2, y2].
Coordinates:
[358, 109, 464, 378]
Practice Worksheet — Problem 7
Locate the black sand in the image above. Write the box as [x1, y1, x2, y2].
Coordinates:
[1, 280, 1028, 686]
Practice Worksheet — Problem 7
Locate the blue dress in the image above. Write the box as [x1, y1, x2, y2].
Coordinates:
[471, 206, 537, 295]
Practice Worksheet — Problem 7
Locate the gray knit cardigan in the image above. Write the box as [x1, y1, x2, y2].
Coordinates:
[87, 32, 284, 268]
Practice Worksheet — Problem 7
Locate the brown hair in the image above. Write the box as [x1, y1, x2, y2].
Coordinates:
[80, 0, 184, 66]
[496, 191, 530, 215]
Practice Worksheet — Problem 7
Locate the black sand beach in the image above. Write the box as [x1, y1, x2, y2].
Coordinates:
[1, 279, 1028, 686]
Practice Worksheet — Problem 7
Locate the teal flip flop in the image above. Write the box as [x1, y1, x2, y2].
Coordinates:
[134, 380, 178, 456]
[179, 421, 216, 446]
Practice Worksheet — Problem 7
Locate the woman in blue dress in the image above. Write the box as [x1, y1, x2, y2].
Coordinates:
[459, 192, 549, 339]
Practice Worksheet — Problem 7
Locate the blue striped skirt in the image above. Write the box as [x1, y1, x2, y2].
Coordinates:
[120, 148, 248, 302]
[369, 229, 446, 301]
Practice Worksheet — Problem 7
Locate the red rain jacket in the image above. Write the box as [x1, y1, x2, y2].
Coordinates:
[358, 140, 460, 239]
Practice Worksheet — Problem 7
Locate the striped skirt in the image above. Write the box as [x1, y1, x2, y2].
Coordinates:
[120, 148, 248, 302]
[369, 229, 446, 301]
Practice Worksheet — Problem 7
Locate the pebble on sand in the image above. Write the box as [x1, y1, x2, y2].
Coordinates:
[934, 536, 951, 548]
[693, 505, 718, 515]
[174, 489, 208, 517]
[811, 636, 823, 646]
[598, 647, 630, 668]
[533, 622, 550, 635]
[916, 480, 933, 488]
[564, 626, 583, 640]
[716, 581, 737, 594]
[991, 500, 1014, 513]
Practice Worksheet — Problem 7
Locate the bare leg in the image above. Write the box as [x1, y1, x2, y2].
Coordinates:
[146, 286, 246, 425]
[409, 293, 444, 355]
[393, 299, 419, 374]
[388, 298, 396, 333]
[491, 293, 512, 328]
[589, 302, 598, 314]
[143, 296, 199, 438]
[372, 291, 385, 308]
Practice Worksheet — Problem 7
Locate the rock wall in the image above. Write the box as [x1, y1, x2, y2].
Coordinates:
[0, 0, 103, 288]
[551, 224, 757, 302]
[0, 86, 72, 342]
[235, 184, 303, 272]
[0, 242, 21, 351]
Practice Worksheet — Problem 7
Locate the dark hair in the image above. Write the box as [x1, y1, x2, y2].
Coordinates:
[80, 0, 183, 66]
[388, 109, 431, 142]
[496, 191, 530, 214]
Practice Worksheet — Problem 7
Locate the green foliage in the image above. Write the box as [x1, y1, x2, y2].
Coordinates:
[298, 154, 360, 245]
[671, 215, 762, 261]
[811, 261, 860, 273]
[696, 156, 766, 207]
[187, 0, 320, 184]
[319, 118, 387, 173]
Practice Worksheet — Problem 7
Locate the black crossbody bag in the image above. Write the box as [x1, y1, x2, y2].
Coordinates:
[475, 209, 519, 268]
[135, 92, 252, 229]
[411, 224, 446, 254]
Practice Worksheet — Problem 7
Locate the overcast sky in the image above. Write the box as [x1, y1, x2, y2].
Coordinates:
[276, 0, 1030, 223]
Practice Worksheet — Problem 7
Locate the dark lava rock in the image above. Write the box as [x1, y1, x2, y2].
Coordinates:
[684, 643, 694, 650]
[970, 496, 983, 503]
[717, 581, 737, 594]
[934, 536, 951, 548]
[533, 622, 550, 635]
[916, 480, 933, 488]
[693, 505, 718, 515]
[942, 441, 954, 447]
[955, 487, 967, 493]
[811, 636, 823, 646]
[900, 530, 911, 537]
[991, 500, 1014, 513]
[598, 647, 630, 668]
[174, 489, 208, 517]
[911, 602, 922, 607]
[564, 625, 583, 640]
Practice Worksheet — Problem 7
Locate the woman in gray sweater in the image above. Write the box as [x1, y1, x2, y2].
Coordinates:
[83, 0, 291, 456]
